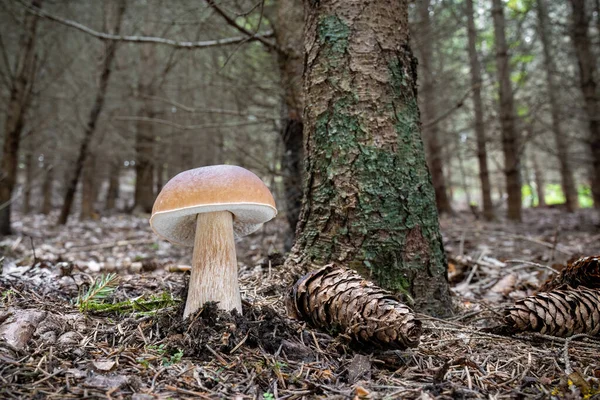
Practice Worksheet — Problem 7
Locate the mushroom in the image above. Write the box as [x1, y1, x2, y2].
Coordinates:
[150, 165, 277, 317]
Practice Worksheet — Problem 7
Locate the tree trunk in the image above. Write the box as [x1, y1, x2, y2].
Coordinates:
[41, 163, 54, 215]
[133, 37, 158, 214]
[105, 160, 120, 211]
[492, 0, 522, 221]
[0, 0, 42, 235]
[133, 86, 156, 213]
[417, 0, 453, 215]
[155, 155, 164, 196]
[23, 139, 34, 215]
[466, 0, 494, 220]
[287, 0, 452, 317]
[273, 0, 305, 238]
[537, 0, 578, 211]
[57, 0, 125, 225]
[531, 151, 546, 207]
[569, 0, 600, 208]
[80, 154, 96, 220]
[456, 138, 472, 207]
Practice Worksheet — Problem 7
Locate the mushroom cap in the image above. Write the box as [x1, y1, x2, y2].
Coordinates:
[150, 165, 277, 246]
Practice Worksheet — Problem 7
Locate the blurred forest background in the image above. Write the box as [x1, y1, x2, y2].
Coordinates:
[1, 0, 599, 237]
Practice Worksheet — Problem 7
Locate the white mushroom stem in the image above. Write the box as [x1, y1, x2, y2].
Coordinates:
[184, 211, 242, 318]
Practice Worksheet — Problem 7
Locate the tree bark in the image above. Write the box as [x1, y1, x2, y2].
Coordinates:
[537, 0, 578, 212]
[23, 138, 34, 215]
[57, 0, 125, 225]
[569, 0, 600, 208]
[0, 0, 42, 235]
[133, 86, 156, 213]
[273, 0, 305, 238]
[41, 162, 54, 215]
[492, 0, 522, 221]
[133, 33, 157, 214]
[80, 153, 96, 220]
[287, 0, 452, 317]
[417, 0, 453, 215]
[105, 160, 120, 211]
[466, 0, 494, 220]
[531, 151, 546, 207]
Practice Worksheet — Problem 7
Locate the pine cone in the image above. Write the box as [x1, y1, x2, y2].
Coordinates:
[504, 287, 600, 337]
[287, 265, 422, 349]
[539, 255, 600, 292]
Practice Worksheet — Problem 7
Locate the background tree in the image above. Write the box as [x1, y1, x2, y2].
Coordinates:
[286, 0, 452, 316]
[0, 0, 42, 235]
[57, 0, 126, 224]
[416, 0, 453, 215]
[491, 0, 522, 221]
[569, 0, 600, 209]
[537, 0, 578, 212]
[466, 0, 494, 220]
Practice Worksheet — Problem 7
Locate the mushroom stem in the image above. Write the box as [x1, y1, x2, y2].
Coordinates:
[184, 211, 241, 318]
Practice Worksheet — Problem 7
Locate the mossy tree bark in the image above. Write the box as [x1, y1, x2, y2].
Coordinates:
[492, 0, 522, 221]
[287, 0, 452, 317]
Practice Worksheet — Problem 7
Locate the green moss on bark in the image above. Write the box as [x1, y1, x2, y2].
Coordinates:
[317, 15, 350, 54]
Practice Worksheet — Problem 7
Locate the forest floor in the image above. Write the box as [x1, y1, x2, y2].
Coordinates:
[1, 208, 600, 399]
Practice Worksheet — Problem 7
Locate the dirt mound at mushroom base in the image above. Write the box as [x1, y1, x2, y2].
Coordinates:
[156, 302, 305, 360]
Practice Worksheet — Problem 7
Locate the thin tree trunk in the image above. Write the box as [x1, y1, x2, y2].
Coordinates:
[0, 0, 42, 235]
[418, 0, 453, 215]
[80, 154, 96, 220]
[287, 0, 452, 316]
[537, 0, 578, 211]
[105, 160, 120, 211]
[456, 139, 472, 207]
[466, 0, 494, 220]
[492, 0, 522, 221]
[133, 85, 156, 213]
[41, 162, 54, 215]
[531, 152, 546, 207]
[155, 156, 164, 195]
[569, 0, 600, 208]
[57, 1, 125, 225]
[273, 0, 305, 239]
[23, 138, 34, 214]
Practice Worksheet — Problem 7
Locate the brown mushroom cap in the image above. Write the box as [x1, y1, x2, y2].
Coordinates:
[150, 165, 277, 246]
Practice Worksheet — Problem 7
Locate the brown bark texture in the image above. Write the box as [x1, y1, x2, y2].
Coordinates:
[537, 0, 578, 212]
[539, 255, 600, 292]
[287, 0, 452, 316]
[531, 152, 546, 207]
[502, 287, 600, 337]
[287, 265, 422, 349]
[569, 0, 600, 208]
[41, 163, 54, 215]
[492, 0, 522, 221]
[133, 82, 156, 213]
[273, 0, 305, 237]
[417, 0, 453, 215]
[105, 160, 120, 210]
[57, 0, 125, 225]
[0, 0, 42, 235]
[80, 154, 97, 220]
[23, 141, 34, 214]
[466, 0, 494, 220]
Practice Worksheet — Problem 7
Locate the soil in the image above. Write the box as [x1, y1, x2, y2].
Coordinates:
[1, 208, 599, 399]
